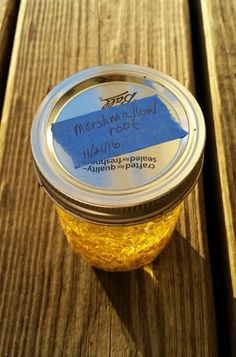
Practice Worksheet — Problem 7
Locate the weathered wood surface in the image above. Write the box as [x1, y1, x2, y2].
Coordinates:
[0, 0, 19, 109]
[0, 0, 16, 65]
[200, 0, 236, 352]
[0, 0, 217, 356]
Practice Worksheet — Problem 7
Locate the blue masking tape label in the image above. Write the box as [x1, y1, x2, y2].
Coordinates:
[51, 95, 188, 168]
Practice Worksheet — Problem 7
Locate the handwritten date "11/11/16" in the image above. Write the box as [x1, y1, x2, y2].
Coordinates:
[83, 141, 120, 160]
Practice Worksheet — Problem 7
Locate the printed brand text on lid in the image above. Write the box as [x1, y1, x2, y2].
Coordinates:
[100, 91, 137, 109]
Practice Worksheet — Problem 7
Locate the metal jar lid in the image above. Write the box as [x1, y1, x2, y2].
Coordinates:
[31, 64, 205, 225]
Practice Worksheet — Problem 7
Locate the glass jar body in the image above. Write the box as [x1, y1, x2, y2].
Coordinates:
[56, 203, 182, 271]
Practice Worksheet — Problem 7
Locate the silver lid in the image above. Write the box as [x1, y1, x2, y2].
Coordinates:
[31, 64, 205, 225]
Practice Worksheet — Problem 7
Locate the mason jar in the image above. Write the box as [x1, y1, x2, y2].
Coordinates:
[31, 64, 205, 271]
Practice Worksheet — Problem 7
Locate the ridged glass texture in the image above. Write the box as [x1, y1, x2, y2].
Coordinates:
[56, 204, 182, 271]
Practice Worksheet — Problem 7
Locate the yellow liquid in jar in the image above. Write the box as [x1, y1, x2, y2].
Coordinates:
[56, 204, 182, 271]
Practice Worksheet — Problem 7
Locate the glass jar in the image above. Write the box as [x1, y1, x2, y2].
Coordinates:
[56, 203, 182, 271]
[31, 64, 205, 271]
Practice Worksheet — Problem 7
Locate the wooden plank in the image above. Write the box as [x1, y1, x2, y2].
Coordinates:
[0, 0, 16, 65]
[0, 0, 217, 356]
[199, 0, 236, 352]
[0, 0, 20, 115]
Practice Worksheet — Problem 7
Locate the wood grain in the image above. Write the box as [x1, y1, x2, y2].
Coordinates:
[0, 0, 19, 113]
[0, 0, 217, 356]
[200, 0, 236, 352]
[0, 0, 16, 66]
